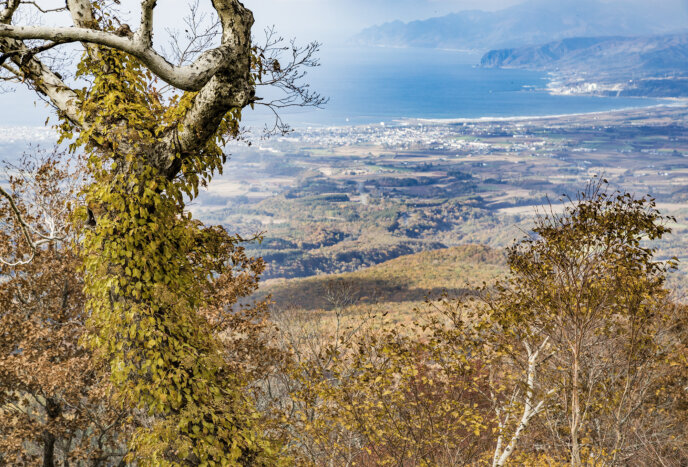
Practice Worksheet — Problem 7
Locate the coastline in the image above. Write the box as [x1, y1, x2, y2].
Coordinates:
[401, 100, 688, 126]
[244, 99, 684, 134]
[3, 100, 688, 143]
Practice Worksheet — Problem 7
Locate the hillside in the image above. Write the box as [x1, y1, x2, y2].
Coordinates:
[481, 34, 688, 73]
[257, 244, 507, 312]
[353, 0, 688, 51]
[480, 33, 688, 97]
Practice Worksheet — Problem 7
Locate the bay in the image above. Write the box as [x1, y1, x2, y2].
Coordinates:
[243, 46, 663, 129]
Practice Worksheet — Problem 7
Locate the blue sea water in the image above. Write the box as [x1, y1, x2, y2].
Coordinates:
[0, 46, 664, 130]
[243, 46, 662, 128]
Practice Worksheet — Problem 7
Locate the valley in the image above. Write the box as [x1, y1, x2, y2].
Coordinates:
[190, 104, 688, 291]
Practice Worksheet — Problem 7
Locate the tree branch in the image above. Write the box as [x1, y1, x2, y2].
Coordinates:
[493, 337, 554, 467]
[0, 23, 240, 91]
[135, 0, 156, 49]
[19, 1, 68, 15]
[0, 39, 66, 67]
[157, 0, 254, 171]
[164, 0, 220, 68]
[0, 185, 64, 266]
[253, 27, 327, 135]
[0, 36, 81, 123]
[2, 0, 324, 178]
[0, 0, 20, 24]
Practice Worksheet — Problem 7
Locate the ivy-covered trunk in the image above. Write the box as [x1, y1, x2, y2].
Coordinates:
[62, 41, 271, 465]
[0, 0, 317, 462]
[84, 164, 251, 464]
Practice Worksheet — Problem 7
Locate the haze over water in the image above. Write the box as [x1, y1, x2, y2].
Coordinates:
[244, 47, 663, 129]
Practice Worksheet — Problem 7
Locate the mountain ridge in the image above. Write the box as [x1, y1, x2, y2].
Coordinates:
[353, 0, 688, 51]
[258, 244, 506, 312]
[480, 34, 688, 71]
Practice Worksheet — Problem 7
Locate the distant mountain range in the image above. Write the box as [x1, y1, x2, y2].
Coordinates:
[353, 0, 688, 51]
[480, 34, 688, 73]
[480, 33, 688, 97]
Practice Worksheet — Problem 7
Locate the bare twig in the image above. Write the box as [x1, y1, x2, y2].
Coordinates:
[18, 1, 68, 14]
[0, 185, 64, 266]
[253, 26, 328, 136]
[163, 0, 220, 68]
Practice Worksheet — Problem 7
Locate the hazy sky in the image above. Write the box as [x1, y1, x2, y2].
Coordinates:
[242, 0, 688, 43]
[244, 0, 524, 41]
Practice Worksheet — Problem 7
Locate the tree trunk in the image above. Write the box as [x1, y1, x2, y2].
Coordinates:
[570, 346, 582, 467]
[42, 397, 61, 467]
[42, 431, 56, 467]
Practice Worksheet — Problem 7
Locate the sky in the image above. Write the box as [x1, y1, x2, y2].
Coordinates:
[242, 0, 688, 44]
[243, 0, 525, 42]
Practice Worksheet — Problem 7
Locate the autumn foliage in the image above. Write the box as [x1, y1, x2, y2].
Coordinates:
[0, 154, 130, 465]
[2, 126, 688, 467]
[3, 143, 688, 467]
[265, 181, 688, 467]
[2, 0, 685, 464]
[0, 152, 279, 465]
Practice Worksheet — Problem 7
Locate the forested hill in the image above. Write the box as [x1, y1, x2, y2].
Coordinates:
[353, 0, 688, 50]
[480, 34, 688, 74]
[258, 245, 506, 312]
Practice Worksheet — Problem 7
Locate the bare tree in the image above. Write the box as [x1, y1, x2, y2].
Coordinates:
[252, 26, 327, 135]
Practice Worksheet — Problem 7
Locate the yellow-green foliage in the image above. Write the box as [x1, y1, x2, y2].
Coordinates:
[55, 13, 275, 464]
[289, 320, 494, 466]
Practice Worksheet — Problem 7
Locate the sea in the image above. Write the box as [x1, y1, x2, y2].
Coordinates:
[0, 46, 664, 134]
[242, 46, 663, 129]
